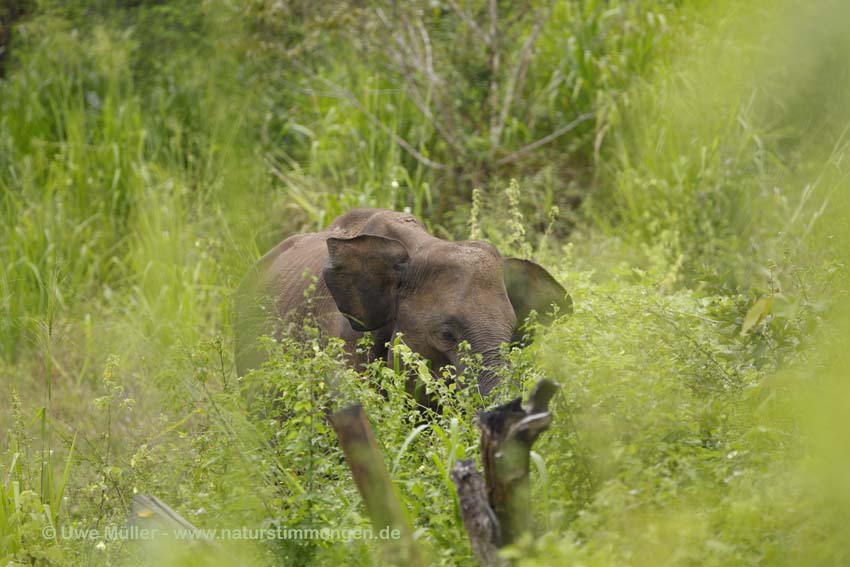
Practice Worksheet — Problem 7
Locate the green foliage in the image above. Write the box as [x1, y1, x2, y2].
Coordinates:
[237, 0, 685, 232]
[0, 0, 848, 565]
[1, 393, 76, 565]
[591, 0, 850, 295]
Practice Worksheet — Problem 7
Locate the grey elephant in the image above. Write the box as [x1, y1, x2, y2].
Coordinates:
[234, 208, 570, 403]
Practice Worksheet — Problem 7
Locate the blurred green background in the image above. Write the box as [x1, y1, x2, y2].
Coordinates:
[1, 0, 848, 565]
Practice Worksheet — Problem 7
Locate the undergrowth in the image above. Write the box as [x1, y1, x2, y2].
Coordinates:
[1, 0, 848, 566]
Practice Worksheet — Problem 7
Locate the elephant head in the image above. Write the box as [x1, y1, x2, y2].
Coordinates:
[323, 234, 571, 400]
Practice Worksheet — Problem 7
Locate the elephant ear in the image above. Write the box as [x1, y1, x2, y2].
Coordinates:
[324, 235, 409, 332]
[503, 258, 573, 340]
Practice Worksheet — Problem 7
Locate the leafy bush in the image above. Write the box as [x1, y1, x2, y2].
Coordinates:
[0, 0, 848, 565]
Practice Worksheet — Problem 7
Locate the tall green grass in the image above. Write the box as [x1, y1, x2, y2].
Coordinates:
[0, 7, 273, 362]
[592, 0, 849, 293]
[0, 0, 848, 565]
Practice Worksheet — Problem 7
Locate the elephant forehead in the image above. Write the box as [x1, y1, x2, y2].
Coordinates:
[411, 244, 504, 301]
[414, 243, 504, 283]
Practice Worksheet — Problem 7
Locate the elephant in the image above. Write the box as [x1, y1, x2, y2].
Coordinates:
[234, 208, 571, 404]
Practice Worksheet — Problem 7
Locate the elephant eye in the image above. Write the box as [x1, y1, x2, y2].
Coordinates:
[439, 327, 458, 346]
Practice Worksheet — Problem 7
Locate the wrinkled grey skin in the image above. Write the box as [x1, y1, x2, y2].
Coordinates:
[235, 208, 571, 404]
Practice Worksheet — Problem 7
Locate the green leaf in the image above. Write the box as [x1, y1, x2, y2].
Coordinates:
[391, 424, 430, 476]
[741, 296, 774, 335]
[52, 434, 76, 526]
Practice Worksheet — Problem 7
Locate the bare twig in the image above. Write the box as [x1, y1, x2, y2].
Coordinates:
[488, 0, 499, 52]
[130, 494, 231, 559]
[415, 18, 435, 83]
[295, 60, 448, 170]
[131, 495, 211, 540]
[491, 9, 547, 153]
[400, 11, 426, 77]
[495, 112, 595, 165]
[446, 0, 490, 45]
[374, 8, 463, 152]
[487, 0, 501, 139]
[372, 7, 463, 155]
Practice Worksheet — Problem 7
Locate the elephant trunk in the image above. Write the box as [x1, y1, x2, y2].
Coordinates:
[476, 366, 502, 397]
[468, 331, 512, 397]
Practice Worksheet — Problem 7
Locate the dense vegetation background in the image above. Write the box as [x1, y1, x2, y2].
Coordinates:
[1, 0, 848, 565]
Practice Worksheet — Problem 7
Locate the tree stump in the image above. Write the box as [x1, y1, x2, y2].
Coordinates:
[329, 404, 423, 566]
[451, 458, 503, 567]
[451, 379, 559, 565]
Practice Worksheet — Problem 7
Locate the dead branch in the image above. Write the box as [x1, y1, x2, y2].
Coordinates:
[375, 6, 463, 153]
[451, 459, 504, 567]
[292, 59, 449, 171]
[446, 0, 490, 45]
[130, 494, 225, 557]
[495, 112, 595, 166]
[491, 8, 548, 153]
[479, 379, 558, 543]
[329, 404, 424, 566]
[451, 378, 559, 564]
[487, 0, 501, 140]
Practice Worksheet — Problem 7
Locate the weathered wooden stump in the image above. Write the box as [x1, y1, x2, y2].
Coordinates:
[329, 404, 423, 566]
[450, 458, 503, 566]
[451, 379, 559, 566]
[330, 379, 558, 566]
